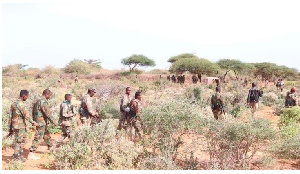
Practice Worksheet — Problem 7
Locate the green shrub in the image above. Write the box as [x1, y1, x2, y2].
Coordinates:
[204, 118, 275, 170]
[64, 59, 91, 75]
[53, 142, 92, 170]
[270, 135, 300, 159]
[279, 107, 300, 127]
[5, 160, 25, 170]
[262, 92, 278, 107]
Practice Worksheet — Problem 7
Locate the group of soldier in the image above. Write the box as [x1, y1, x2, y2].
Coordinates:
[8, 86, 143, 162]
[7, 76, 298, 162]
[210, 80, 298, 120]
[167, 75, 186, 84]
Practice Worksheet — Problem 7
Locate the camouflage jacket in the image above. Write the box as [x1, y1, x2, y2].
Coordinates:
[32, 96, 57, 127]
[80, 94, 97, 118]
[120, 94, 132, 112]
[59, 101, 74, 126]
[9, 99, 34, 130]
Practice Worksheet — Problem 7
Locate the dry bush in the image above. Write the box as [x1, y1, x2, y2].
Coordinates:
[204, 118, 275, 170]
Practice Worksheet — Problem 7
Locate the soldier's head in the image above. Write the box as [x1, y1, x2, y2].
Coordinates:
[20, 90, 29, 101]
[65, 94, 72, 102]
[291, 87, 296, 93]
[126, 87, 131, 95]
[252, 82, 257, 88]
[87, 88, 96, 97]
[43, 89, 52, 100]
[216, 86, 221, 93]
[135, 91, 142, 101]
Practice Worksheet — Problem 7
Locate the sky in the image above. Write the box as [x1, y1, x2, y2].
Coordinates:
[2, 0, 300, 71]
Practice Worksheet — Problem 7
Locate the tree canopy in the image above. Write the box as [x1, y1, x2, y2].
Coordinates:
[84, 59, 102, 68]
[121, 54, 155, 72]
[169, 58, 220, 76]
[167, 53, 198, 64]
[217, 59, 255, 81]
[253, 63, 298, 80]
[64, 59, 91, 75]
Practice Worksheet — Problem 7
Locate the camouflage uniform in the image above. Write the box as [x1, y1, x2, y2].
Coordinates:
[211, 92, 224, 120]
[9, 99, 34, 158]
[129, 99, 142, 138]
[119, 94, 132, 127]
[58, 100, 74, 142]
[80, 94, 98, 126]
[30, 96, 57, 152]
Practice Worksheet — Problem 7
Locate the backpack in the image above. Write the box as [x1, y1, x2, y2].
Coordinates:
[285, 92, 295, 107]
[211, 94, 221, 110]
[249, 89, 260, 102]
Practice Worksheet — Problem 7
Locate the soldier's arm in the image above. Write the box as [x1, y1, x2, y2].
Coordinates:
[41, 101, 58, 125]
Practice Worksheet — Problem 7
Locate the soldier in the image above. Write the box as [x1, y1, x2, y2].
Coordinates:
[167, 75, 170, 81]
[276, 79, 284, 92]
[177, 76, 181, 83]
[128, 91, 143, 140]
[79, 88, 99, 126]
[285, 88, 298, 107]
[171, 75, 176, 83]
[29, 89, 58, 158]
[75, 75, 78, 83]
[247, 82, 263, 115]
[117, 87, 132, 130]
[9, 90, 39, 162]
[192, 75, 198, 84]
[211, 87, 225, 120]
[182, 75, 185, 84]
[57, 94, 74, 144]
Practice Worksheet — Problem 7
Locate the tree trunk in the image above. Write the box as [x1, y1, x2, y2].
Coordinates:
[223, 70, 230, 83]
[197, 74, 202, 83]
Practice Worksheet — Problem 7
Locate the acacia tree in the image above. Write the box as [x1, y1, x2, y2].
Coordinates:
[253, 62, 279, 80]
[217, 59, 253, 81]
[169, 58, 220, 82]
[64, 59, 91, 74]
[84, 59, 102, 68]
[167, 53, 198, 64]
[121, 54, 155, 72]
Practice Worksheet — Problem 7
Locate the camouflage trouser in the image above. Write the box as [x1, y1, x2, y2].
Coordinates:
[30, 125, 51, 152]
[59, 125, 72, 141]
[212, 110, 222, 120]
[90, 116, 101, 127]
[129, 116, 142, 138]
[117, 111, 127, 130]
[13, 128, 26, 156]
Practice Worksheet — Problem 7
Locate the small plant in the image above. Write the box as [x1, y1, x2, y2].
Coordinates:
[279, 107, 300, 127]
[5, 160, 25, 170]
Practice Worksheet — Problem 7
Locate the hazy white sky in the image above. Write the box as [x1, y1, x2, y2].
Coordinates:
[2, 0, 300, 71]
